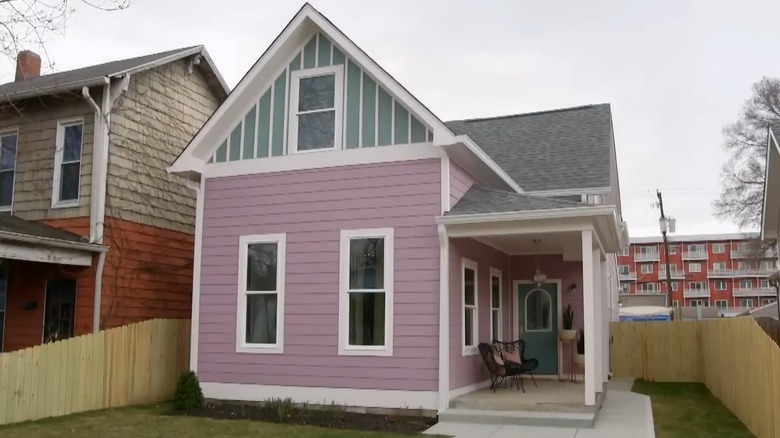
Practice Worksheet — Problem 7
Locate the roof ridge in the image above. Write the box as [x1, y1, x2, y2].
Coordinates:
[446, 103, 610, 124]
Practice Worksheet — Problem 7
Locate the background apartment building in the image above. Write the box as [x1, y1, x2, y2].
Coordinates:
[617, 233, 778, 311]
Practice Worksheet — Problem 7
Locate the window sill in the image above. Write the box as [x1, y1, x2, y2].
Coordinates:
[51, 200, 79, 209]
[338, 346, 393, 357]
[236, 344, 284, 354]
[462, 346, 479, 357]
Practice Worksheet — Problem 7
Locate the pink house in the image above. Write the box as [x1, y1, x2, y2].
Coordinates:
[170, 3, 628, 420]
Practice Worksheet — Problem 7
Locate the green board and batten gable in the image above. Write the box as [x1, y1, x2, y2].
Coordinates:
[211, 32, 433, 163]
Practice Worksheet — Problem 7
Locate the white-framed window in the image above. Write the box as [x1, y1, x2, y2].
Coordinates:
[739, 280, 752, 289]
[288, 65, 344, 154]
[236, 233, 286, 354]
[462, 258, 478, 355]
[489, 268, 502, 342]
[715, 300, 728, 310]
[761, 298, 776, 306]
[338, 228, 394, 356]
[619, 265, 630, 275]
[714, 280, 727, 291]
[640, 264, 653, 274]
[668, 245, 678, 255]
[635, 246, 658, 255]
[671, 281, 679, 292]
[688, 281, 706, 290]
[52, 118, 83, 207]
[712, 262, 726, 271]
[638, 282, 659, 293]
[620, 283, 630, 294]
[672, 299, 679, 308]
[737, 261, 751, 270]
[712, 243, 725, 254]
[690, 299, 708, 307]
[618, 247, 629, 257]
[688, 262, 701, 273]
[739, 298, 754, 308]
[760, 280, 771, 289]
[761, 260, 775, 270]
[0, 129, 18, 211]
[688, 244, 706, 253]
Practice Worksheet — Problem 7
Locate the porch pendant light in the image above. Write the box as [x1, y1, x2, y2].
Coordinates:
[532, 238, 547, 286]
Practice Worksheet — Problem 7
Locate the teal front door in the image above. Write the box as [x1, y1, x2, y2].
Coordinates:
[517, 283, 558, 374]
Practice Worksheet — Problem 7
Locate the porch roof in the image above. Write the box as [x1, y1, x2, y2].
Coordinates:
[446, 186, 588, 216]
[0, 215, 106, 266]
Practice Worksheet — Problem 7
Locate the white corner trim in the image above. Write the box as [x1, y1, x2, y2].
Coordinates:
[448, 379, 491, 401]
[236, 233, 287, 354]
[190, 179, 205, 371]
[461, 257, 479, 356]
[201, 382, 438, 410]
[440, 156, 450, 214]
[437, 224, 450, 412]
[338, 227, 395, 357]
[52, 117, 85, 209]
[203, 142, 445, 179]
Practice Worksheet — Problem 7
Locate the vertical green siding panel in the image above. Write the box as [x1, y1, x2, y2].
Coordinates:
[377, 88, 393, 146]
[257, 91, 271, 158]
[229, 124, 241, 161]
[289, 52, 302, 72]
[332, 48, 345, 65]
[303, 35, 317, 69]
[345, 60, 361, 149]
[243, 105, 257, 159]
[361, 73, 376, 148]
[271, 71, 286, 156]
[215, 140, 227, 162]
[394, 103, 409, 144]
[317, 34, 331, 67]
[410, 117, 426, 143]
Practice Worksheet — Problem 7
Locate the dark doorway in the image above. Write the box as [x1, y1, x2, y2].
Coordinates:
[44, 279, 76, 343]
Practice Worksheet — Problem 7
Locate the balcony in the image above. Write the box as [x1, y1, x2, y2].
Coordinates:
[732, 287, 777, 297]
[731, 248, 778, 259]
[683, 288, 711, 298]
[619, 272, 637, 281]
[635, 288, 663, 295]
[682, 250, 708, 260]
[658, 268, 685, 279]
[708, 268, 775, 278]
[634, 252, 660, 262]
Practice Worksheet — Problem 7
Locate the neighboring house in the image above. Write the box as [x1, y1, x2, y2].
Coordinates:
[618, 233, 778, 309]
[170, 4, 628, 414]
[0, 47, 228, 352]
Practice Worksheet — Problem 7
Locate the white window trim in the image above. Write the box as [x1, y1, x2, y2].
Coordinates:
[338, 227, 394, 357]
[462, 258, 478, 356]
[739, 281, 753, 289]
[0, 128, 18, 212]
[712, 244, 725, 254]
[715, 300, 728, 309]
[689, 263, 701, 273]
[51, 118, 84, 208]
[671, 282, 678, 291]
[489, 267, 502, 342]
[640, 264, 653, 274]
[740, 298, 754, 307]
[235, 233, 286, 354]
[288, 65, 345, 155]
[714, 281, 727, 291]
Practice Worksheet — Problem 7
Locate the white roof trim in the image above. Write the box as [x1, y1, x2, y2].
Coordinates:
[0, 229, 107, 253]
[761, 127, 780, 240]
[437, 205, 618, 225]
[455, 135, 523, 193]
[169, 3, 459, 175]
[526, 187, 610, 197]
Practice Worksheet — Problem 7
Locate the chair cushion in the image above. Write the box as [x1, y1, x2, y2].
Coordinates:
[502, 345, 522, 365]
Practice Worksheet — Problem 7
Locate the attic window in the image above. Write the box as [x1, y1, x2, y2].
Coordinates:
[289, 65, 343, 153]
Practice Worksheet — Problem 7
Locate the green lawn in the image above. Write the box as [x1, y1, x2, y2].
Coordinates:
[0, 405, 431, 438]
[632, 380, 755, 438]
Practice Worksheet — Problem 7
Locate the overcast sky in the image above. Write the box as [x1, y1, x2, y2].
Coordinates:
[2, 0, 776, 238]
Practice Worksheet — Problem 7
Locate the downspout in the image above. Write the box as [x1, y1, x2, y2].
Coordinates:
[82, 75, 130, 332]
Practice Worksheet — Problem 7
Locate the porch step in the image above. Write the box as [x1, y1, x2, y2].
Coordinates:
[438, 407, 596, 429]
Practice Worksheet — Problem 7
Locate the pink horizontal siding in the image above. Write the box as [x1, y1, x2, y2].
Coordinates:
[449, 238, 510, 390]
[449, 161, 474, 208]
[198, 159, 441, 391]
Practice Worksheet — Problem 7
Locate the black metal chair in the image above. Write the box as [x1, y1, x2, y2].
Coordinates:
[495, 340, 539, 392]
[478, 340, 539, 392]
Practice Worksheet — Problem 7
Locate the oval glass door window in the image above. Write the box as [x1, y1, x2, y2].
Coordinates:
[525, 288, 552, 331]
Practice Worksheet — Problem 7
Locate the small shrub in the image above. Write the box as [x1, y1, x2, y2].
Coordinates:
[174, 371, 205, 412]
[324, 400, 347, 424]
[264, 397, 296, 421]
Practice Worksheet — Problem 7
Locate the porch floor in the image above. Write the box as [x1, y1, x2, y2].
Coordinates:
[451, 379, 589, 413]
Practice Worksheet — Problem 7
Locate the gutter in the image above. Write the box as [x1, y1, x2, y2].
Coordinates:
[0, 230, 106, 253]
[436, 205, 619, 225]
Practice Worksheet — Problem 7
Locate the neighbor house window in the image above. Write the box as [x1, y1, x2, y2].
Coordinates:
[739, 298, 754, 308]
[668, 245, 677, 255]
[289, 66, 344, 153]
[739, 280, 752, 289]
[690, 299, 708, 307]
[0, 130, 17, 211]
[712, 243, 725, 254]
[671, 281, 678, 292]
[620, 283, 630, 294]
[761, 298, 776, 306]
[490, 268, 502, 342]
[712, 262, 726, 271]
[462, 258, 478, 355]
[339, 228, 394, 356]
[640, 264, 653, 274]
[688, 263, 701, 273]
[715, 300, 728, 310]
[236, 233, 286, 354]
[714, 280, 727, 291]
[760, 280, 771, 289]
[52, 119, 83, 207]
[619, 265, 630, 275]
[688, 281, 706, 290]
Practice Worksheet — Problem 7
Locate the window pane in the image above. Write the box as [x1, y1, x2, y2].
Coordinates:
[348, 292, 385, 346]
[63, 124, 83, 162]
[464, 307, 474, 346]
[59, 162, 80, 201]
[491, 277, 500, 308]
[247, 243, 278, 291]
[1, 134, 17, 170]
[349, 238, 384, 290]
[298, 74, 335, 111]
[491, 309, 500, 340]
[245, 294, 277, 344]
[297, 111, 335, 151]
[526, 289, 551, 331]
[464, 268, 475, 305]
[0, 171, 12, 206]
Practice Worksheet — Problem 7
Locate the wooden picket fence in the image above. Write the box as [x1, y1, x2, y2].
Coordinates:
[611, 317, 780, 438]
[0, 318, 190, 426]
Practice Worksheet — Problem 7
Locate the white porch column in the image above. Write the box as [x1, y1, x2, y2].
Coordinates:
[592, 249, 603, 398]
[437, 225, 450, 412]
[601, 258, 610, 385]
[581, 230, 597, 405]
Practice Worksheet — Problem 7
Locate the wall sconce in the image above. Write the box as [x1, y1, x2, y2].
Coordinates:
[568, 283, 577, 294]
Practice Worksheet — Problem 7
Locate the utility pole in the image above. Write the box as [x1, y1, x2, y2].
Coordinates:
[657, 190, 675, 313]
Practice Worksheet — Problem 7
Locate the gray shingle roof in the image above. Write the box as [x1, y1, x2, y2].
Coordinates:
[446, 186, 590, 216]
[446, 104, 613, 192]
[0, 46, 228, 101]
[0, 214, 87, 243]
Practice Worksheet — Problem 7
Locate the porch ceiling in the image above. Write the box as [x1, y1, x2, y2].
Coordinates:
[475, 231, 583, 259]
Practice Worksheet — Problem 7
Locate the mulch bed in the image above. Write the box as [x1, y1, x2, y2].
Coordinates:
[173, 402, 437, 434]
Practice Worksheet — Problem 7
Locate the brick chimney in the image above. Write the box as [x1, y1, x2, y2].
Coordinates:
[15, 50, 41, 81]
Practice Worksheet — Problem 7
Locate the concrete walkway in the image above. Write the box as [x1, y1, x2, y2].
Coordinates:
[425, 379, 654, 438]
